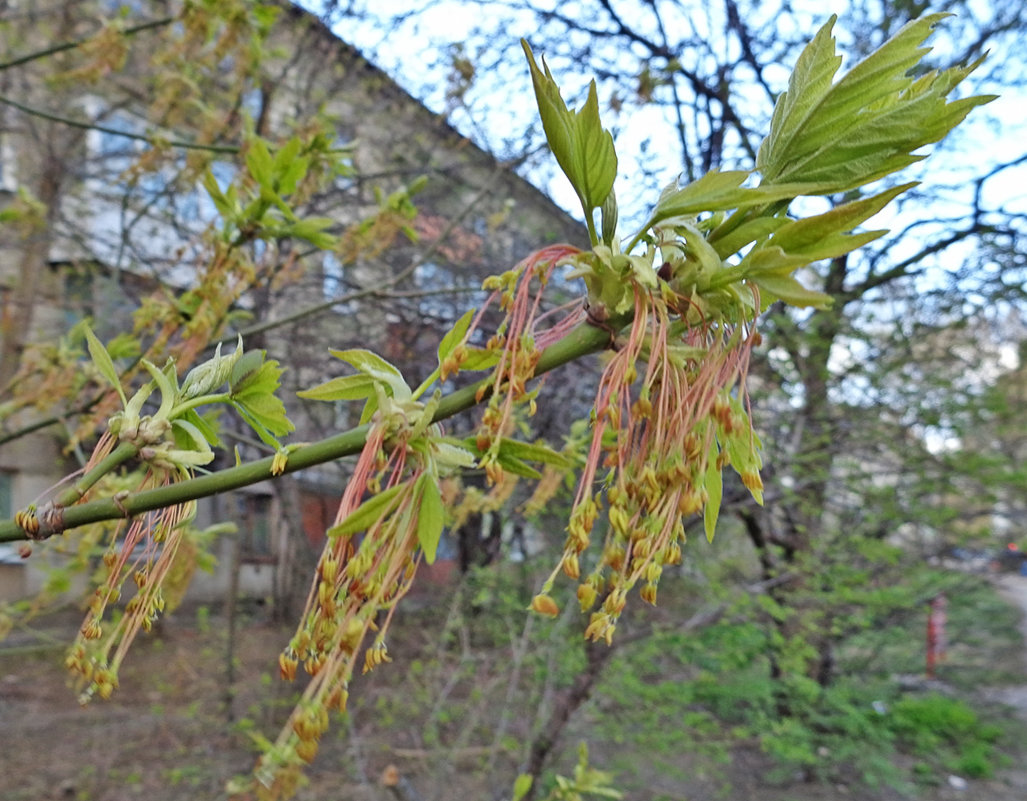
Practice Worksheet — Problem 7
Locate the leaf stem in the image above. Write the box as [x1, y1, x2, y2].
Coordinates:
[169, 392, 232, 419]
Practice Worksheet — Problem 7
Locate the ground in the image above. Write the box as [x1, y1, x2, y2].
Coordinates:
[3, 575, 1027, 801]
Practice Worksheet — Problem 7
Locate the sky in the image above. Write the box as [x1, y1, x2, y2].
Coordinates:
[298, 0, 1027, 384]
[305, 0, 1027, 237]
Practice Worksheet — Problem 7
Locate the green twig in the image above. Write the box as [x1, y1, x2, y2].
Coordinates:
[0, 17, 174, 72]
[0, 321, 610, 544]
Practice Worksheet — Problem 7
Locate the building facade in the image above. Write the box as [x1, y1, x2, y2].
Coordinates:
[0, 1, 587, 604]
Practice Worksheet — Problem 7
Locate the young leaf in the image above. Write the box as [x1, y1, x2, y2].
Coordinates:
[327, 484, 406, 538]
[522, 41, 617, 222]
[231, 354, 295, 441]
[437, 309, 475, 367]
[179, 408, 222, 448]
[329, 348, 412, 401]
[140, 358, 177, 421]
[180, 337, 242, 400]
[495, 437, 572, 469]
[415, 473, 445, 564]
[432, 439, 479, 471]
[703, 454, 723, 544]
[84, 325, 127, 407]
[245, 137, 274, 188]
[201, 169, 233, 219]
[233, 391, 294, 437]
[750, 273, 833, 309]
[172, 418, 213, 454]
[764, 183, 913, 261]
[495, 453, 542, 480]
[297, 374, 378, 402]
[231, 351, 284, 398]
[230, 349, 265, 391]
[648, 170, 792, 227]
[758, 14, 995, 192]
[459, 347, 502, 372]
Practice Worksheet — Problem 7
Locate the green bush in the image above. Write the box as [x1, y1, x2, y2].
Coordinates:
[888, 694, 1003, 779]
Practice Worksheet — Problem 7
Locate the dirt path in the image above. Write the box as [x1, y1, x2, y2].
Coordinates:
[953, 574, 1027, 800]
[982, 575, 1027, 719]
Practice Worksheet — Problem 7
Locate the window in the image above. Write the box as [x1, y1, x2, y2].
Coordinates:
[321, 253, 357, 312]
[63, 268, 94, 330]
[0, 129, 16, 192]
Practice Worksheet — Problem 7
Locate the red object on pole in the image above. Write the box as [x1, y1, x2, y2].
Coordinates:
[926, 594, 947, 679]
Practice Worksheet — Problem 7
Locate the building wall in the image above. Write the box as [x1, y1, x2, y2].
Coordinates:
[0, 1, 586, 604]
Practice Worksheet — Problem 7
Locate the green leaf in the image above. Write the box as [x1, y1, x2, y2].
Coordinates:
[437, 309, 474, 367]
[230, 350, 264, 391]
[231, 354, 295, 440]
[106, 332, 141, 361]
[432, 438, 478, 470]
[750, 273, 833, 309]
[84, 325, 127, 407]
[328, 484, 406, 538]
[179, 408, 221, 448]
[652, 171, 759, 222]
[710, 216, 788, 259]
[245, 138, 274, 188]
[703, 453, 723, 544]
[464, 436, 569, 478]
[287, 217, 337, 249]
[233, 391, 294, 437]
[171, 417, 213, 454]
[415, 473, 444, 564]
[297, 374, 377, 402]
[495, 454, 542, 479]
[459, 347, 502, 372]
[764, 183, 913, 262]
[758, 16, 842, 180]
[522, 40, 618, 220]
[495, 438, 572, 469]
[272, 137, 306, 193]
[329, 348, 412, 401]
[201, 169, 233, 219]
[140, 358, 177, 420]
[231, 352, 284, 398]
[739, 247, 807, 279]
[512, 774, 533, 801]
[758, 14, 994, 192]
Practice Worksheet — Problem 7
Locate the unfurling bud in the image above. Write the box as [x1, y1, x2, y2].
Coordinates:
[271, 450, 289, 476]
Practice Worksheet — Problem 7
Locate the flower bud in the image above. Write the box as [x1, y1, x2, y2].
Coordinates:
[530, 594, 560, 618]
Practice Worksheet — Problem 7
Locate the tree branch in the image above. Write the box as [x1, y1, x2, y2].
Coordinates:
[0, 17, 174, 72]
[0, 94, 242, 154]
[0, 321, 610, 544]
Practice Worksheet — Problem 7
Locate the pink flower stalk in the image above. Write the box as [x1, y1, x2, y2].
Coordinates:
[265, 420, 434, 791]
[469, 244, 583, 480]
[68, 466, 196, 702]
[557, 283, 761, 641]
